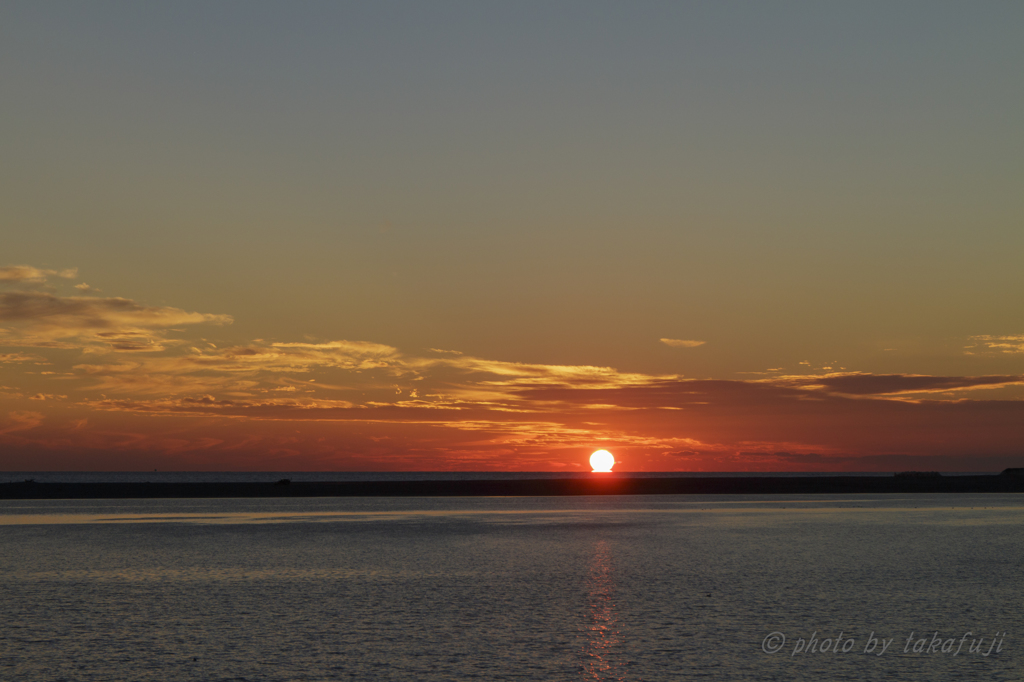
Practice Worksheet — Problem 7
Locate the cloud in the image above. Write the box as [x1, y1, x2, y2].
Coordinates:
[0, 410, 45, 435]
[771, 372, 1024, 396]
[0, 291, 232, 351]
[514, 379, 795, 410]
[0, 265, 77, 283]
[436, 355, 675, 388]
[0, 352, 48, 364]
[509, 377, 1024, 457]
[967, 334, 1024, 354]
[660, 338, 705, 348]
[86, 395, 358, 416]
[73, 361, 261, 395]
[59, 340, 677, 409]
[268, 341, 403, 371]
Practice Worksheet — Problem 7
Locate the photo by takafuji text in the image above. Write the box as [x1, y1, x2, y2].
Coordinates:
[762, 631, 1007, 657]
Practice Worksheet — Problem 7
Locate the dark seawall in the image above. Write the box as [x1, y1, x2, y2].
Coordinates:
[3, 475, 1024, 499]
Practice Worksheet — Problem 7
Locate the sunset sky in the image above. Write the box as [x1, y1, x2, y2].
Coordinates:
[2, 2, 1022, 471]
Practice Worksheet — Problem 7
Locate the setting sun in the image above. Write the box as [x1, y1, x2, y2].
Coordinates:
[590, 450, 615, 472]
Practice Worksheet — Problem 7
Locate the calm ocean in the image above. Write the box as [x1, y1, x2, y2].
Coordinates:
[1, 494, 1020, 681]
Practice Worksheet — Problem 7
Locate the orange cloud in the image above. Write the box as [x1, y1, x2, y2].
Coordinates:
[0, 291, 231, 351]
[769, 372, 1024, 398]
[0, 352, 48, 364]
[659, 338, 705, 348]
[0, 410, 45, 435]
[967, 334, 1024, 354]
[0, 265, 77, 283]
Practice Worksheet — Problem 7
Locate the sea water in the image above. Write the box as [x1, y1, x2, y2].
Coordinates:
[0, 495, 1020, 681]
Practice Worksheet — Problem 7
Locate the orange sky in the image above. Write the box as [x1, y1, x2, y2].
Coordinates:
[2, 5, 1022, 471]
[1, 266, 1022, 471]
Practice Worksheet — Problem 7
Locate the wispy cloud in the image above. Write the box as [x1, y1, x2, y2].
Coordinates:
[61, 340, 677, 405]
[0, 291, 232, 351]
[435, 355, 676, 388]
[0, 352, 48, 364]
[0, 410, 45, 435]
[769, 372, 1024, 397]
[967, 334, 1024, 354]
[660, 338, 705, 348]
[0, 265, 77, 283]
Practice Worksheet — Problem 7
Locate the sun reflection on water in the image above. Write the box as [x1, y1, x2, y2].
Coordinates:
[580, 540, 627, 680]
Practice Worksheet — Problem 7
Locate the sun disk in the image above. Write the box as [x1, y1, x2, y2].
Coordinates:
[590, 450, 615, 472]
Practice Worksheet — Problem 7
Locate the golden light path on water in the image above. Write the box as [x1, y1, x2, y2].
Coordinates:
[581, 539, 625, 680]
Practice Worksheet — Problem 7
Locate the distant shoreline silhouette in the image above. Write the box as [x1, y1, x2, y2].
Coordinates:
[2, 473, 1024, 499]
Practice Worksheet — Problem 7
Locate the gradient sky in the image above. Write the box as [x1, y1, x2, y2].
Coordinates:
[2, 2, 1022, 471]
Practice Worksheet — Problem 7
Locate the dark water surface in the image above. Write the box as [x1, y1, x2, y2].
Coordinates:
[1, 495, 1020, 681]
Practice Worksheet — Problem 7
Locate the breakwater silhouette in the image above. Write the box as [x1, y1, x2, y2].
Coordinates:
[3, 474, 1024, 499]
